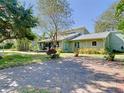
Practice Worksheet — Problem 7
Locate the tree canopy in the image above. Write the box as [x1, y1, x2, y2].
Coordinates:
[116, 0, 124, 16]
[0, 0, 38, 43]
[116, 0, 124, 31]
[38, 0, 73, 46]
[95, 2, 120, 33]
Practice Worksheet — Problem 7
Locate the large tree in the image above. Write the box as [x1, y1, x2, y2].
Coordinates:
[38, 0, 73, 47]
[95, 2, 120, 33]
[0, 0, 37, 43]
[116, 0, 124, 31]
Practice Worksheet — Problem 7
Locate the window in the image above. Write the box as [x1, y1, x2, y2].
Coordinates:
[121, 46, 124, 50]
[75, 42, 77, 47]
[92, 41, 97, 46]
[74, 42, 80, 48]
[57, 42, 59, 47]
[77, 42, 80, 48]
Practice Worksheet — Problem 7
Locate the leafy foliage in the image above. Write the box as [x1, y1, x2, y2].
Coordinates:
[0, 42, 13, 49]
[38, 0, 73, 46]
[16, 38, 39, 51]
[104, 47, 115, 61]
[74, 49, 79, 57]
[104, 39, 115, 61]
[116, 0, 124, 31]
[116, 0, 124, 16]
[46, 48, 59, 59]
[47, 48, 57, 55]
[78, 48, 106, 54]
[16, 38, 31, 51]
[0, 0, 38, 43]
[95, 2, 119, 33]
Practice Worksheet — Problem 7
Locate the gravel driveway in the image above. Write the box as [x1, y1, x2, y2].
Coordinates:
[0, 57, 124, 93]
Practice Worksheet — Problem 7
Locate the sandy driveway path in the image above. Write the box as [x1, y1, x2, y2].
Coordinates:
[0, 57, 124, 93]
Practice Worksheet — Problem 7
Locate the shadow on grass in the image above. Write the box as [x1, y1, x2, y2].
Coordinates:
[0, 54, 50, 70]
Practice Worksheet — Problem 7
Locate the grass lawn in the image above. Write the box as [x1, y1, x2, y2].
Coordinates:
[0, 51, 50, 69]
[80, 54, 124, 61]
[0, 51, 124, 69]
[60, 53, 105, 58]
[61, 53, 124, 61]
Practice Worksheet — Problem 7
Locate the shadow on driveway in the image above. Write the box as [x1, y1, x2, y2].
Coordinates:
[0, 57, 124, 93]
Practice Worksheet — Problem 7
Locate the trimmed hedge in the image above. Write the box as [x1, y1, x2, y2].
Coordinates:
[78, 48, 107, 54]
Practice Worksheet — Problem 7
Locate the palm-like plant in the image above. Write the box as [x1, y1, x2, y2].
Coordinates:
[0, 0, 38, 43]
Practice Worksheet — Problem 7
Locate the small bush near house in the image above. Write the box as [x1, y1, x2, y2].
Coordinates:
[74, 49, 79, 57]
[56, 48, 63, 53]
[104, 48, 115, 61]
[99, 49, 107, 54]
[47, 48, 57, 55]
[46, 48, 59, 59]
[78, 48, 106, 54]
[104, 52, 115, 61]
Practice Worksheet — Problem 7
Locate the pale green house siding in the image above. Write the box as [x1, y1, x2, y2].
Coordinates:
[68, 39, 105, 52]
[39, 31, 124, 53]
[62, 32, 124, 53]
[59, 40, 72, 52]
[80, 39, 105, 48]
[108, 32, 124, 52]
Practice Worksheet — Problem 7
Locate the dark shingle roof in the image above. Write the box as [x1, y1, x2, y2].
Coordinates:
[72, 32, 110, 41]
[39, 33, 81, 42]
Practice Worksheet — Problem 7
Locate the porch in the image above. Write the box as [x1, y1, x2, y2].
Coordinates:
[38, 41, 60, 51]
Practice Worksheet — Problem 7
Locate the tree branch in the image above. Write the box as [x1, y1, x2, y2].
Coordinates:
[0, 36, 16, 43]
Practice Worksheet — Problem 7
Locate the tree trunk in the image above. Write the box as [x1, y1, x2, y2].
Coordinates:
[52, 31, 57, 49]
[55, 31, 57, 47]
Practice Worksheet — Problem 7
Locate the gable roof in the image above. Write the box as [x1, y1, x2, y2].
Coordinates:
[40, 33, 81, 42]
[72, 32, 110, 41]
[60, 33, 81, 40]
[62, 27, 89, 34]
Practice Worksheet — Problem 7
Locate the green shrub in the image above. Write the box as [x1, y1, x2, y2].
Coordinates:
[78, 48, 106, 54]
[56, 48, 63, 54]
[29, 41, 39, 51]
[74, 49, 79, 57]
[104, 52, 115, 61]
[104, 48, 115, 61]
[46, 49, 60, 59]
[98, 49, 107, 54]
[16, 38, 30, 51]
[0, 43, 13, 49]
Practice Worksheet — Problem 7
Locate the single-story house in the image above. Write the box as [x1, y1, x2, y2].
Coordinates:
[38, 27, 124, 53]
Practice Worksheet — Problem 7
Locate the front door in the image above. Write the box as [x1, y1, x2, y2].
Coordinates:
[74, 42, 80, 49]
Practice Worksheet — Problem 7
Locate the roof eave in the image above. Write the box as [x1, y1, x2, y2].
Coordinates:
[71, 37, 107, 41]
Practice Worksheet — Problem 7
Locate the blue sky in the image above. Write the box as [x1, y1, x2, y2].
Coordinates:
[19, 0, 117, 33]
[70, 0, 117, 32]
